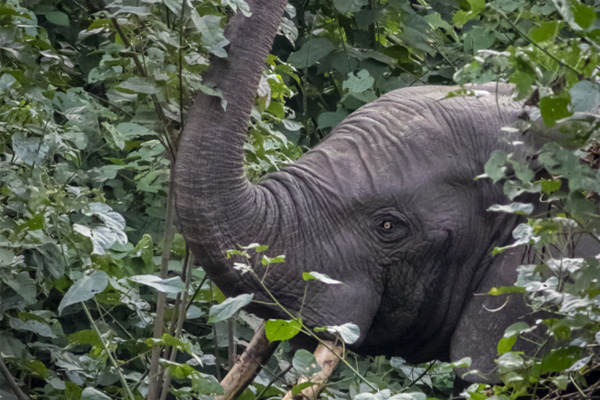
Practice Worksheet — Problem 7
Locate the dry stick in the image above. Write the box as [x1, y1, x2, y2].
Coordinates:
[282, 341, 344, 400]
[0, 355, 30, 400]
[147, 161, 177, 400]
[217, 323, 279, 400]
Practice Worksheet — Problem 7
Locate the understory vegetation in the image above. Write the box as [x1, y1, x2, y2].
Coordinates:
[1, 0, 600, 399]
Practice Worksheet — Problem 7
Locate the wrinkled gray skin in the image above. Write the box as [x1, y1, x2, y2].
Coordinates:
[174, 0, 586, 383]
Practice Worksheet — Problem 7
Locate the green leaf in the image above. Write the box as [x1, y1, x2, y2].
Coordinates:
[81, 387, 111, 400]
[539, 179, 562, 194]
[58, 271, 109, 315]
[292, 349, 322, 376]
[261, 254, 285, 266]
[324, 323, 360, 344]
[288, 38, 335, 69]
[302, 272, 343, 285]
[208, 293, 253, 323]
[488, 286, 526, 295]
[69, 330, 102, 347]
[487, 202, 534, 215]
[9, 318, 57, 338]
[4, 272, 36, 304]
[190, 12, 229, 58]
[12, 132, 49, 166]
[16, 213, 45, 233]
[333, 0, 368, 14]
[537, 347, 582, 374]
[86, 203, 126, 231]
[73, 224, 127, 255]
[570, 80, 600, 112]
[343, 70, 375, 93]
[117, 77, 160, 94]
[529, 20, 561, 43]
[45, 11, 70, 26]
[318, 110, 349, 130]
[482, 150, 508, 183]
[265, 319, 303, 341]
[539, 95, 573, 127]
[223, 0, 252, 17]
[128, 275, 186, 294]
[292, 382, 318, 395]
[552, 0, 596, 30]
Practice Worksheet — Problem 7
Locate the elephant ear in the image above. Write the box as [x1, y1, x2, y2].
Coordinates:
[449, 247, 536, 384]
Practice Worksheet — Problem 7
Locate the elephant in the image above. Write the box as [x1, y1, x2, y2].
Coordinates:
[174, 0, 595, 383]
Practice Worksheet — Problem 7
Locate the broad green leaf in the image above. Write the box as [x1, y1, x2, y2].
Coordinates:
[12, 132, 49, 165]
[302, 272, 343, 285]
[487, 202, 534, 215]
[73, 224, 127, 255]
[146, 333, 192, 353]
[15, 214, 44, 233]
[261, 254, 285, 265]
[117, 77, 160, 94]
[388, 393, 426, 400]
[81, 387, 111, 400]
[539, 179, 562, 194]
[318, 110, 349, 130]
[288, 38, 335, 68]
[86, 203, 126, 231]
[265, 319, 302, 341]
[324, 323, 360, 344]
[113, 6, 151, 17]
[497, 352, 524, 372]
[570, 80, 600, 112]
[292, 349, 322, 375]
[69, 330, 102, 347]
[4, 272, 36, 303]
[482, 150, 508, 183]
[223, 0, 251, 16]
[343, 70, 374, 93]
[190, 12, 229, 57]
[333, 0, 368, 14]
[292, 382, 318, 395]
[537, 347, 582, 374]
[45, 11, 69, 26]
[208, 293, 253, 323]
[529, 20, 561, 42]
[9, 318, 57, 338]
[58, 271, 109, 315]
[488, 286, 526, 295]
[552, 0, 596, 30]
[539, 96, 572, 127]
[128, 275, 186, 294]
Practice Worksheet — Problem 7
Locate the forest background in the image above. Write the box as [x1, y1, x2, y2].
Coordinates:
[1, 0, 600, 399]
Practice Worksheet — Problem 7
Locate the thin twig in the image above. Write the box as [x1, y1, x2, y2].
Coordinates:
[147, 161, 177, 400]
[82, 303, 136, 400]
[0, 355, 30, 400]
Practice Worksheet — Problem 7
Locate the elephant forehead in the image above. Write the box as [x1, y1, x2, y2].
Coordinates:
[293, 94, 519, 196]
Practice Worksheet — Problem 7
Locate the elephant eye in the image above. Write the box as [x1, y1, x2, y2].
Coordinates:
[382, 221, 393, 230]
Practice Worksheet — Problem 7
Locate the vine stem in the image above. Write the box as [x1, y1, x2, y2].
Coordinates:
[495, 9, 583, 76]
[82, 302, 136, 400]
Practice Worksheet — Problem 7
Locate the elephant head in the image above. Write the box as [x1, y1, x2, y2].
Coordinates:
[175, 0, 549, 382]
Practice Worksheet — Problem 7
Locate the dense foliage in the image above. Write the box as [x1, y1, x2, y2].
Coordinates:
[1, 0, 599, 399]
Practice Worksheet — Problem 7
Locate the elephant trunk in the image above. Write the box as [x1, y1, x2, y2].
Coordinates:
[174, 0, 288, 290]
